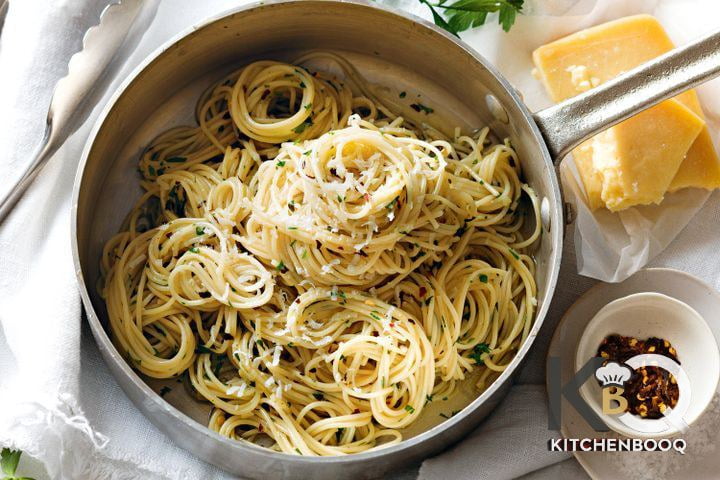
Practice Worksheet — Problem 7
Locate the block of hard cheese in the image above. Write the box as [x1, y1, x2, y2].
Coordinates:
[666, 91, 720, 192]
[584, 102, 704, 211]
[532, 15, 675, 102]
[533, 14, 720, 208]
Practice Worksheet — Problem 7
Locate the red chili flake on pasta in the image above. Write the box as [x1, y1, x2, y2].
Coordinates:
[419, 286, 427, 298]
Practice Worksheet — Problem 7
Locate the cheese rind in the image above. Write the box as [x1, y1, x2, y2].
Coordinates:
[533, 14, 720, 208]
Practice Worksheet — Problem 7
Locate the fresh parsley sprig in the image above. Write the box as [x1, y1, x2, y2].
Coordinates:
[1, 449, 34, 480]
[418, 0, 524, 36]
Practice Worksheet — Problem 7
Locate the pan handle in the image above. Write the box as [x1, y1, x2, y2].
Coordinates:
[533, 28, 720, 162]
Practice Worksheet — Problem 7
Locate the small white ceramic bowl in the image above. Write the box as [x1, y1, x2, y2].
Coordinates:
[575, 292, 720, 438]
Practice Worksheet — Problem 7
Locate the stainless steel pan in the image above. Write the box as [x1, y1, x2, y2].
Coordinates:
[71, 1, 720, 478]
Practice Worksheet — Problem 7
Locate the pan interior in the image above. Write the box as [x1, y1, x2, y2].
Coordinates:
[76, 0, 560, 452]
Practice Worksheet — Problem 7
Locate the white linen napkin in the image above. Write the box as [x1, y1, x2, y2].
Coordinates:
[1, 1, 719, 479]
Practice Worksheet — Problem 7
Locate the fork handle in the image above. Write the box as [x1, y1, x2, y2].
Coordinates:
[0, 124, 55, 224]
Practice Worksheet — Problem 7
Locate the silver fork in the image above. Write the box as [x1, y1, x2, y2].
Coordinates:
[0, 0, 152, 224]
[0, 0, 9, 34]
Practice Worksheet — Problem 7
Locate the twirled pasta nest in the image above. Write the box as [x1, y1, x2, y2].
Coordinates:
[100, 54, 540, 456]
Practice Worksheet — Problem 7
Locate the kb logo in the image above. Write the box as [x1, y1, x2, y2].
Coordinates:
[548, 355, 691, 434]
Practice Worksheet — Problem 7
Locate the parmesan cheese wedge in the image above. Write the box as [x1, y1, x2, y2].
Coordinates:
[585, 102, 704, 211]
[533, 14, 720, 210]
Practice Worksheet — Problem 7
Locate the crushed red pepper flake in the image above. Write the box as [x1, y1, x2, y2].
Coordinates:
[597, 334, 680, 419]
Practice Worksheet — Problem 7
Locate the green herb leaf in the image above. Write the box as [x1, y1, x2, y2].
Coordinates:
[195, 226, 205, 236]
[276, 160, 286, 167]
[419, 0, 459, 36]
[276, 260, 286, 271]
[469, 342, 491, 365]
[421, 0, 524, 35]
[410, 103, 434, 114]
[1, 448, 22, 476]
[293, 119, 312, 134]
[479, 274, 488, 283]
[509, 248, 520, 260]
[404, 405, 415, 414]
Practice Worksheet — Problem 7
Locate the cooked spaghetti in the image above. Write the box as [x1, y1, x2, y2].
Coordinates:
[100, 53, 541, 456]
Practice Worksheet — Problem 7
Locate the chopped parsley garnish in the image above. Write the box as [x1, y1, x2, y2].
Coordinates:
[410, 103, 434, 114]
[288, 226, 297, 230]
[426, 394, 433, 403]
[295, 448, 302, 455]
[304, 103, 312, 110]
[369, 311, 381, 320]
[386, 196, 399, 210]
[469, 342, 491, 365]
[276, 160, 286, 167]
[301, 250, 308, 259]
[189, 247, 199, 253]
[195, 226, 205, 235]
[479, 274, 489, 283]
[454, 220, 468, 237]
[337, 195, 344, 202]
[256, 339, 265, 347]
[404, 405, 415, 414]
[303, 150, 311, 156]
[293, 119, 313, 134]
[275, 260, 286, 271]
[509, 248, 520, 260]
